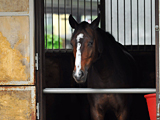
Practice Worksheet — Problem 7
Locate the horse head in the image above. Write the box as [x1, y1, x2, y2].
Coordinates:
[69, 14, 103, 83]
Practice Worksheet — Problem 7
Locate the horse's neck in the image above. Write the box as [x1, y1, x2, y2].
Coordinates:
[89, 30, 116, 80]
[93, 51, 114, 76]
[88, 52, 113, 83]
[88, 56, 116, 88]
[89, 30, 128, 83]
[88, 51, 128, 88]
[101, 33, 128, 70]
[96, 29, 124, 60]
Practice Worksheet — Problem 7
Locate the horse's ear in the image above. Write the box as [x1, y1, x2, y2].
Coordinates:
[69, 14, 78, 29]
[90, 14, 100, 29]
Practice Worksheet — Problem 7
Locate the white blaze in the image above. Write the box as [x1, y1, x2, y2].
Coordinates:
[75, 33, 84, 77]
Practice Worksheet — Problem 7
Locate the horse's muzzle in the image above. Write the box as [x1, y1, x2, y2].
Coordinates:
[73, 70, 87, 83]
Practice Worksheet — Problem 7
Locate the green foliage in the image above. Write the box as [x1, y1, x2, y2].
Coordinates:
[45, 34, 63, 49]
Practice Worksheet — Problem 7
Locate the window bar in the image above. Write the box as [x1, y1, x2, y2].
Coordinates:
[124, 0, 125, 45]
[111, 0, 112, 34]
[64, 0, 66, 49]
[71, 0, 73, 33]
[91, 0, 92, 22]
[71, 0, 72, 14]
[117, 0, 119, 42]
[151, 0, 153, 51]
[58, 0, 60, 49]
[144, 0, 146, 51]
[43, 88, 156, 94]
[84, 0, 86, 20]
[77, 0, 79, 22]
[51, 0, 53, 49]
[137, 0, 139, 50]
[97, 0, 98, 15]
[45, 0, 47, 49]
[130, 0, 132, 51]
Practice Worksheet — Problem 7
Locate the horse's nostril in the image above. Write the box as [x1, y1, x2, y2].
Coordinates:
[77, 70, 84, 78]
[80, 70, 84, 77]
[73, 70, 84, 81]
[78, 71, 82, 76]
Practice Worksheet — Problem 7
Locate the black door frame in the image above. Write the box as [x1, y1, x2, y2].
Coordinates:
[35, 0, 46, 119]
[155, 0, 159, 119]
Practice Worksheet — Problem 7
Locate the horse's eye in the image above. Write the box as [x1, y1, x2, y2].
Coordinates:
[88, 41, 93, 47]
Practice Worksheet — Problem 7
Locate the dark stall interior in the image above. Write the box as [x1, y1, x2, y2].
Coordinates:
[44, 49, 155, 120]
[45, 51, 91, 120]
[44, 0, 156, 120]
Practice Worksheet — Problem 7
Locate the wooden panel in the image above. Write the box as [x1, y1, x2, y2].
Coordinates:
[0, 0, 29, 12]
[0, 16, 34, 85]
[0, 86, 36, 120]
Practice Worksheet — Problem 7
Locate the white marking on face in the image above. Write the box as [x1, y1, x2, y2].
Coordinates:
[75, 33, 84, 77]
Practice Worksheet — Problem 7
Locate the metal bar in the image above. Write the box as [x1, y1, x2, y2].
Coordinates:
[151, 0, 153, 50]
[117, 0, 119, 42]
[84, 0, 86, 20]
[144, 0, 146, 51]
[111, 0, 112, 34]
[97, 0, 98, 15]
[51, 0, 53, 49]
[45, 49, 73, 53]
[137, 0, 139, 50]
[77, 0, 79, 21]
[155, 0, 159, 117]
[91, 0, 92, 22]
[130, 0, 132, 50]
[124, 0, 125, 45]
[71, 0, 73, 33]
[106, 0, 111, 32]
[45, 0, 47, 49]
[100, 0, 105, 30]
[71, 0, 72, 14]
[64, 0, 66, 49]
[58, 0, 60, 49]
[43, 88, 156, 94]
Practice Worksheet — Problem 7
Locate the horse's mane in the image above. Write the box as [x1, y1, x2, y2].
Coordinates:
[96, 28, 136, 71]
[95, 28, 136, 86]
[96, 28, 131, 56]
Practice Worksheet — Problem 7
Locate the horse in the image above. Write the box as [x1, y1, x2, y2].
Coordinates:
[69, 14, 137, 120]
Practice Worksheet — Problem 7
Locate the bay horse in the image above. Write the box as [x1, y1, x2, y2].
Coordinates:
[69, 14, 137, 120]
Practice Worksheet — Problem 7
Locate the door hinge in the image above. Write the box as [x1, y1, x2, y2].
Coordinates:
[157, 102, 160, 119]
[155, 25, 159, 31]
[36, 102, 39, 120]
[35, 53, 39, 70]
